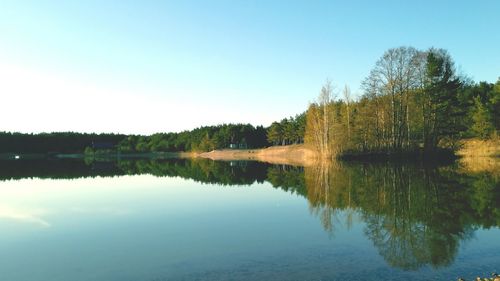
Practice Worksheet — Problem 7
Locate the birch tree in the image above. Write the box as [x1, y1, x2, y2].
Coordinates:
[305, 80, 337, 158]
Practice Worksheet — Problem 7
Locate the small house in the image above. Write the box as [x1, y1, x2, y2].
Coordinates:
[229, 143, 247, 149]
[91, 141, 115, 150]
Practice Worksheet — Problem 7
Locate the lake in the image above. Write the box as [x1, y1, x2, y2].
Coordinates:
[0, 158, 498, 281]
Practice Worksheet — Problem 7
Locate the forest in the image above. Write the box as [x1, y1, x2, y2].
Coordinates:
[0, 119, 305, 154]
[0, 132, 126, 154]
[1, 46, 497, 157]
[116, 123, 269, 152]
[0, 124, 267, 154]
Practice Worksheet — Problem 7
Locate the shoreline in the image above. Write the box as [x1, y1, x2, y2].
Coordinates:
[2, 139, 497, 168]
[198, 138, 500, 166]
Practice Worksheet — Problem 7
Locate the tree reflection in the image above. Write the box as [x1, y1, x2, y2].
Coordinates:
[0, 158, 269, 186]
[300, 161, 495, 270]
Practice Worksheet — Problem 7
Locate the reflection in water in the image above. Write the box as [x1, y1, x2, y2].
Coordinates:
[0, 158, 268, 185]
[302, 162, 473, 270]
[0, 205, 50, 227]
[0, 158, 498, 271]
[304, 162, 499, 270]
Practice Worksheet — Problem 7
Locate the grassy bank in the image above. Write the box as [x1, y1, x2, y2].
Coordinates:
[456, 138, 500, 176]
[456, 138, 500, 158]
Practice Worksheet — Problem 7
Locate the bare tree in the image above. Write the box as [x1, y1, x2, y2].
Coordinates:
[305, 80, 337, 158]
[369, 46, 420, 150]
[343, 85, 352, 142]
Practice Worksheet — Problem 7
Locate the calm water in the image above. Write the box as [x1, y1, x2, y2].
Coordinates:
[0, 158, 498, 281]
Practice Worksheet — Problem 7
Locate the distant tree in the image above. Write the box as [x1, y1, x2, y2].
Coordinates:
[280, 118, 292, 145]
[492, 78, 500, 132]
[295, 113, 306, 143]
[267, 122, 283, 146]
[470, 96, 495, 139]
[135, 136, 149, 152]
[198, 132, 215, 151]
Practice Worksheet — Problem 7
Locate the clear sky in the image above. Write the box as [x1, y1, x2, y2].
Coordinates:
[1, 0, 499, 134]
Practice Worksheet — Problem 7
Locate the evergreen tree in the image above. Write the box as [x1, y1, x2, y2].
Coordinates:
[423, 48, 464, 151]
[470, 96, 495, 139]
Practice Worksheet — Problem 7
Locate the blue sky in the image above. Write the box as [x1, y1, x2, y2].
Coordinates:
[1, 0, 499, 134]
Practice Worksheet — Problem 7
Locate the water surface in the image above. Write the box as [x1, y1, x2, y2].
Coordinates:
[0, 158, 498, 281]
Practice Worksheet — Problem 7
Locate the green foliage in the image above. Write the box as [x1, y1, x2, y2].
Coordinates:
[0, 124, 270, 154]
[459, 80, 499, 139]
[0, 132, 125, 154]
[135, 136, 149, 152]
[267, 122, 283, 145]
[196, 133, 215, 151]
[116, 123, 269, 153]
[491, 78, 500, 131]
[470, 96, 495, 139]
[267, 114, 306, 146]
[423, 48, 465, 149]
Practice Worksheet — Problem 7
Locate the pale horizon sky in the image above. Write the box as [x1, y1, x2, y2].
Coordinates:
[1, 0, 499, 134]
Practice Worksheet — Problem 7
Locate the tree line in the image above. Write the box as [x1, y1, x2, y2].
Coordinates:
[116, 123, 268, 152]
[0, 124, 271, 154]
[0, 121, 307, 154]
[0, 132, 125, 154]
[305, 46, 499, 158]
[115, 117, 307, 153]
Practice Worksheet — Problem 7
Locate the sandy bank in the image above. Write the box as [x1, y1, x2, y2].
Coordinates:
[198, 144, 317, 166]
